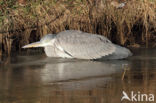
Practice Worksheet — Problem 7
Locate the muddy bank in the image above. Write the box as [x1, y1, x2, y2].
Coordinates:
[0, 0, 155, 55]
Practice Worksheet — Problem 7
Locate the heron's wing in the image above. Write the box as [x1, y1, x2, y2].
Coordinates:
[55, 30, 116, 59]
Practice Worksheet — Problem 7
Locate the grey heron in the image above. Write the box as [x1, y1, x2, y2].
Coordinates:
[22, 30, 132, 59]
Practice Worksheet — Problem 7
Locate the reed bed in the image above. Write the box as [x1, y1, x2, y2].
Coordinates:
[0, 0, 155, 55]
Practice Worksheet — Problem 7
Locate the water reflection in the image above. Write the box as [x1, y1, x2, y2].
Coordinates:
[0, 48, 156, 103]
[41, 60, 125, 81]
[39, 59, 128, 90]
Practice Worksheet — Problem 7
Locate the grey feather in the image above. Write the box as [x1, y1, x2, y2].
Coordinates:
[54, 30, 116, 59]
[102, 44, 133, 59]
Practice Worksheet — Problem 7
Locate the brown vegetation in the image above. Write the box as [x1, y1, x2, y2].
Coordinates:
[0, 0, 155, 55]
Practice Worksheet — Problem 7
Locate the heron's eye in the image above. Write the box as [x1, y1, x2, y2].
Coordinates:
[45, 40, 50, 43]
[41, 39, 49, 43]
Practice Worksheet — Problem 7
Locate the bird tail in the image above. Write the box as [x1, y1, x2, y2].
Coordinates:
[103, 44, 132, 59]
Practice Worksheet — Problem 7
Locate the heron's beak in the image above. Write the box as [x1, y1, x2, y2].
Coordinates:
[22, 41, 43, 48]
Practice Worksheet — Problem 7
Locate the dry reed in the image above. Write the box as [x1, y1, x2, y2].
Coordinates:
[0, 0, 155, 55]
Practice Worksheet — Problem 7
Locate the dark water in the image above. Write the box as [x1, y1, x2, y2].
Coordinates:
[0, 48, 156, 103]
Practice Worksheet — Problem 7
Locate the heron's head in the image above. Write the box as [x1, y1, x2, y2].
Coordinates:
[22, 34, 56, 48]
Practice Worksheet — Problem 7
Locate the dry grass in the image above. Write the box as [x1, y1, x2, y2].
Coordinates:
[0, 0, 155, 55]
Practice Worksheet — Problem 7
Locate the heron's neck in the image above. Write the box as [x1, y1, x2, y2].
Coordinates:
[44, 46, 57, 57]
